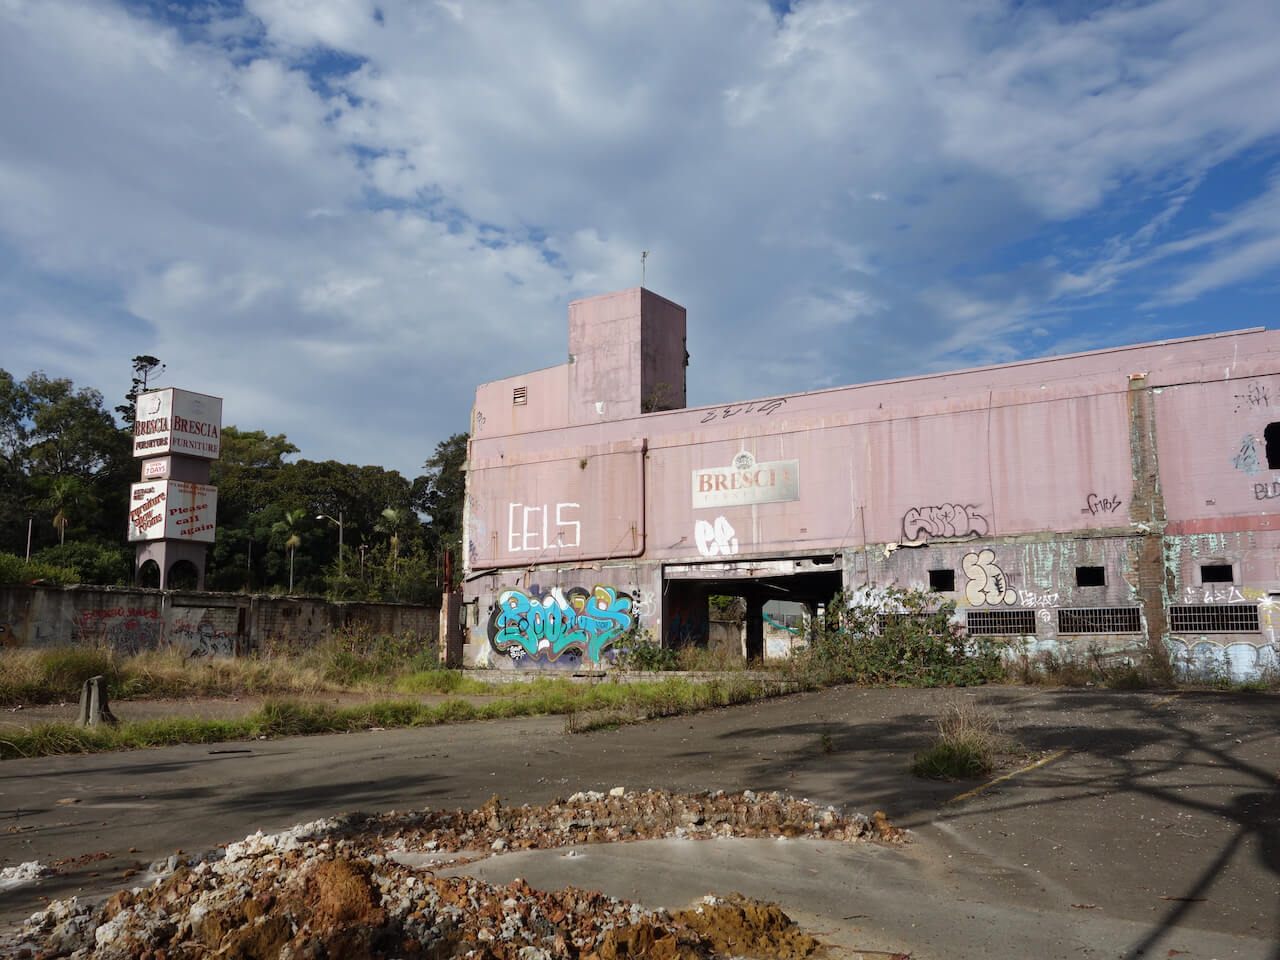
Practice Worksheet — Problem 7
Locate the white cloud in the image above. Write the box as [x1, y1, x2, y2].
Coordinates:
[1, 0, 1279, 480]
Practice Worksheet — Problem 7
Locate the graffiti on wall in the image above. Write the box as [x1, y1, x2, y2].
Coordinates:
[1233, 382, 1270, 413]
[901, 503, 988, 542]
[695, 516, 739, 558]
[1232, 435, 1262, 475]
[75, 607, 165, 655]
[488, 585, 634, 662]
[1082, 493, 1123, 516]
[1020, 591, 1060, 608]
[963, 550, 1017, 606]
[507, 502, 581, 553]
[170, 619, 236, 657]
[698, 397, 788, 424]
[1255, 481, 1280, 501]
[1182, 584, 1251, 604]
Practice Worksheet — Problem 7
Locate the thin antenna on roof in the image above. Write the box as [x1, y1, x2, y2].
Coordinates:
[641, 250, 648, 288]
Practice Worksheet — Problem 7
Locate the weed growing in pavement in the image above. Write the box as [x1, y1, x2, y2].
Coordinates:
[910, 699, 1008, 779]
[786, 587, 1008, 688]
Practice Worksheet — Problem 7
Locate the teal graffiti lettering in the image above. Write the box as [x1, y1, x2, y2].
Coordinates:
[489, 585, 634, 662]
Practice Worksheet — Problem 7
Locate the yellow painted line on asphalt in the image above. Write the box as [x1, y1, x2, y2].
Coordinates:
[1152, 694, 1180, 708]
[946, 749, 1071, 805]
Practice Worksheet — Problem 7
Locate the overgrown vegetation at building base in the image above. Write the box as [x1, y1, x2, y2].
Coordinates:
[783, 587, 1008, 687]
[0, 676, 793, 760]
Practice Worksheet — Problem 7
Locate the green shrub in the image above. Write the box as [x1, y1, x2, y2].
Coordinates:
[615, 630, 680, 671]
[788, 587, 1007, 688]
[0, 551, 80, 586]
[30, 543, 131, 586]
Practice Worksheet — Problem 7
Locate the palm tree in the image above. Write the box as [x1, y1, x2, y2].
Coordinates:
[40, 475, 91, 549]
[375, 507, 408, 570]
[271, 508, 307, 592]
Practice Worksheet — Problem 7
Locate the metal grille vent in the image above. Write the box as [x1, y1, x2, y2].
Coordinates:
[966, 609, 1037, 635]
[1169, 604, 1259, 634]
[513, 386, 527, 405]
[1058, 607, 1142, 634]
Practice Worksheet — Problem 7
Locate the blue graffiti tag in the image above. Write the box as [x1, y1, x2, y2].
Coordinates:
[488, 585, 634, 662]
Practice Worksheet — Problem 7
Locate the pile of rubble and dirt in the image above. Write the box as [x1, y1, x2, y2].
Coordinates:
[7, 789, 905, 959]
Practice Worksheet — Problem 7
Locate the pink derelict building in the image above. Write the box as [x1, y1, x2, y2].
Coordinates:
[460, 287, 1280, 681]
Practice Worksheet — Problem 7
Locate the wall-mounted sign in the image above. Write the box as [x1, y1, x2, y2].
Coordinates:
[128, 480, 218, 543]
[141, 457, 171, 480]
[133, 388, 223, 460]
[691, 451, 800, 509]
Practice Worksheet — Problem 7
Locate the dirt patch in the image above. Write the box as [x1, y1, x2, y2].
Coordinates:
[8, 790, 903, 958]
[674, 894, 822, 958]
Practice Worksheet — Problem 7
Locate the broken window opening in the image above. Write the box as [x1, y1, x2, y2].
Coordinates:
[928, 569, 955, 592]
[1266, 422, 1280, 469]
[1075, 566, 1106, 587]
[1200, 563, 1234, 584]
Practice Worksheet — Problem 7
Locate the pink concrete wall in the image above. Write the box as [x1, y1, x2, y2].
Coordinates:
[473, 364, 569, 438]
[1156, 372, 1280, 527]
[567, 288, 646, 424]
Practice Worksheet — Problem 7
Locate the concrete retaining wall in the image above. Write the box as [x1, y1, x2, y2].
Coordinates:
[0, 584, 439, 657]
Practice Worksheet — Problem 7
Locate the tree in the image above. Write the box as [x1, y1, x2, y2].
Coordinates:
[41, 474, 93, 548]
[418, 432, 468, 586]
[376, 507, 409, 566]
[115, 355, 165, 426]
[271, 508, 307, 592]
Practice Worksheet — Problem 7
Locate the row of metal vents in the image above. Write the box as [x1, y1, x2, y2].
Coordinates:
[964, 605, 1261, 636]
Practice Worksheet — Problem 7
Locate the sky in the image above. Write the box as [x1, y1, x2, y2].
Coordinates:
[2, 0, 1280, 481]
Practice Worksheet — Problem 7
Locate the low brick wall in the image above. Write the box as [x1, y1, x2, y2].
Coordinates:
[0, 584, 439, 657]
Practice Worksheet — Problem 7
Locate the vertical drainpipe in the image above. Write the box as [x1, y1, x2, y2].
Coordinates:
[1127, 374, 1174, 682]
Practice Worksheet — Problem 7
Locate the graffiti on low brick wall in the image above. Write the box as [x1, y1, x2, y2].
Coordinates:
[488, 585, 634, 663]
[74, 606, 165, 654]
[169, 618, 237, 657]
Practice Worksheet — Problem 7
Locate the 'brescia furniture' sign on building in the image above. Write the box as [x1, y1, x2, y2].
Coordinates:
[132, 388, 223, 460]
[691, 450, 800, 509]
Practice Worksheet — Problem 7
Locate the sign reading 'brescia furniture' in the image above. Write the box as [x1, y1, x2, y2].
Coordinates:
[691, 450, 800, 509]
[132, 388, 223, 460]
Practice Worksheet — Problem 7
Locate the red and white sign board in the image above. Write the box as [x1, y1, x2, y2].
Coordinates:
[128, 480, 218, 543]
[133, 388, 223, 460]
[141, 457, 171, 480]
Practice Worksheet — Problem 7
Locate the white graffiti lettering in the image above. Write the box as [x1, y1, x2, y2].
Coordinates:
[506, 502, 581, 552]
[695, 516, 739, 558]
[963, 549, 1017, 607]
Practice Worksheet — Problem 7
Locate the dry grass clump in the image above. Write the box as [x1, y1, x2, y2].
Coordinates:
[910, 699, 1008, 779]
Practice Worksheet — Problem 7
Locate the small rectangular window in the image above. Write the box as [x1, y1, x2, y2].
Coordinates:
[1201, 564, 1233, 584]
[513, 386, 527, 405]
[1076, 566, 1106, 587]
[928, 569, 955, 592]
